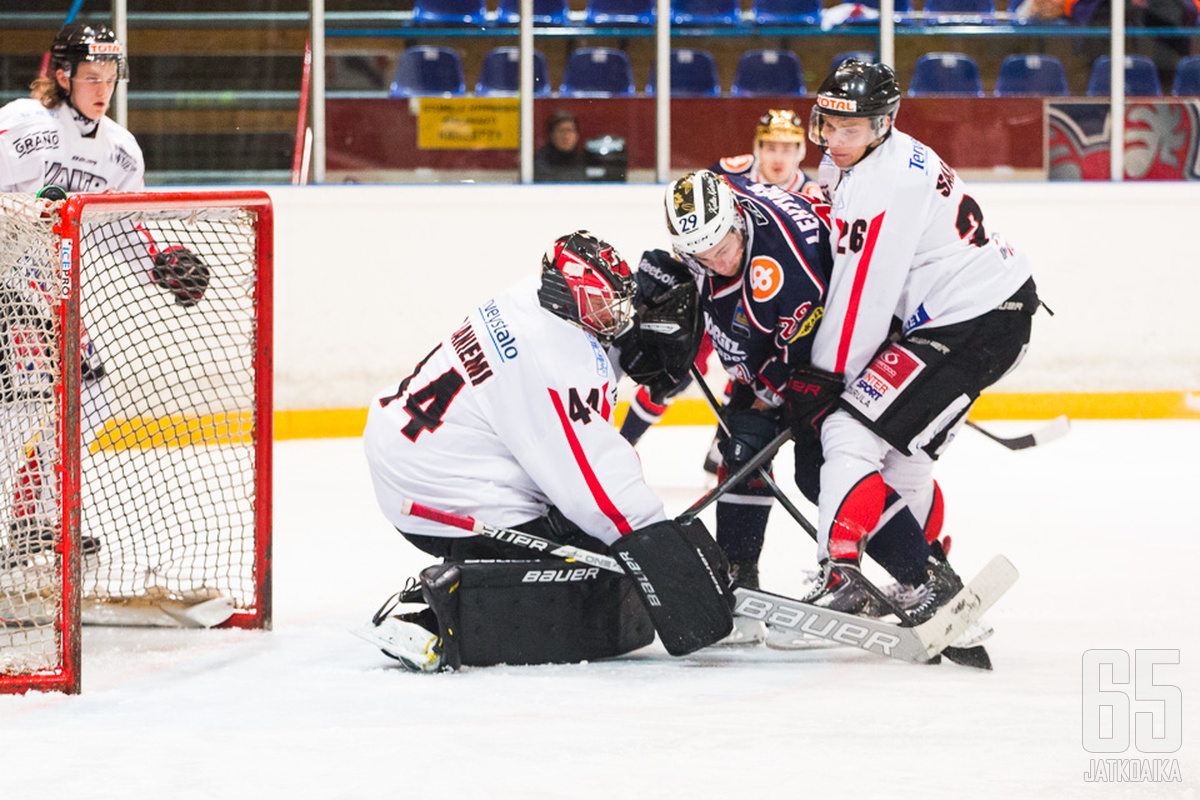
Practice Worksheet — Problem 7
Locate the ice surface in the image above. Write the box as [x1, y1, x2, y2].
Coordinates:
[3, 421, 1198, 799]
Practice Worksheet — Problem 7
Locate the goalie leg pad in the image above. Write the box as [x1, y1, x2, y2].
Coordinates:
[419, 560, 654, 668]
[609, 520, 734, 656]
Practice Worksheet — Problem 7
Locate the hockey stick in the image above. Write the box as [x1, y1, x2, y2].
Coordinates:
[399, 499, 1013, 665]
[676, 426, 792, 524]
[688, 370, 993, 667]
[688, 366, 817, 536]
[965, 416, 1070, 451]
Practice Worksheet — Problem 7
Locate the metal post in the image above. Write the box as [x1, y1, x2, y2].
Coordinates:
[655, 0, 671, 182]
[520, 0, 534, 183]
[114, 0, 128, 129]
[1109, 3, 1125, 182]
[311, 0, 327, 184]
[879, 0, 895, 69]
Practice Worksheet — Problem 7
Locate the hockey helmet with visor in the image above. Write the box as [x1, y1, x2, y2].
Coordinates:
[52, 23, 128, 82]
[808, 59, 900, 149]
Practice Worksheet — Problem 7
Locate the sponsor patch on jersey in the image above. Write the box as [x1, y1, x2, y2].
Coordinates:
[748, 256, 784, 302]
[478, 299, 518, 362]
[719, 154, 754, 173]
[731, 301, 751, 339]
[845, 345, 924, 421]
[780, 303, 822, 345]
[902, 303, 930, 335]
[588, 336, 608, 377]
[13, 129, 58, 157]
[908, 140, 928, 171]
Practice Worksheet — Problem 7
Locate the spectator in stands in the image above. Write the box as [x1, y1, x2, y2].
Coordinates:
[1022, 0, 1198, 88]
[534, 110, 587, 183]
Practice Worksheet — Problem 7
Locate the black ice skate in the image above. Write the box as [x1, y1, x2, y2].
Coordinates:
[805, 560, 883, 617]
[905, 555, 965, 625]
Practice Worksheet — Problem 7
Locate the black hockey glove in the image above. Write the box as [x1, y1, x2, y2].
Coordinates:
[151, 246, 209, 307]
[616, 281, 703, 399]
[634, 249, 693, 306]
[720, 407, 779, 470]
[785, 365, 844, 441]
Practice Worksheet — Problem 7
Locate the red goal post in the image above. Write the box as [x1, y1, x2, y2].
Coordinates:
[0, 190, 273, 695]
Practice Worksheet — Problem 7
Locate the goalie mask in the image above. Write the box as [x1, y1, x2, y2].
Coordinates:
[52, 23, 128, 82]
[665, 170, 745, 261]
[538, 231, 635, 342]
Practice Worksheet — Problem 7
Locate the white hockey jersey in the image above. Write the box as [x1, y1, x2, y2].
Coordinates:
[0, 98, 144, 194]
[364, 275, 666, 545]
[812, 130, 1033, 379]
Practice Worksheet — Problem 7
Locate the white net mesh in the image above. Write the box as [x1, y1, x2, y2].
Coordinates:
[1, 193, 269, 691]
[0, 194, 66, 677]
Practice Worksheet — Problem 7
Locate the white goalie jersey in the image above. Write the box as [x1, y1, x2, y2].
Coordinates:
[364, 275, 666, 545]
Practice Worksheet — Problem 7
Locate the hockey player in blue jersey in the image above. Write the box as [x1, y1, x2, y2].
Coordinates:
[650, 170, 955, 646]
[618, 111, 820, 463]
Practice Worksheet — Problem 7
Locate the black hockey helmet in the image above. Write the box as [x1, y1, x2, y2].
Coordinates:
[51, 23, 128, 81]
[538, 231, 635, 341]
[809, 59, 900, 146]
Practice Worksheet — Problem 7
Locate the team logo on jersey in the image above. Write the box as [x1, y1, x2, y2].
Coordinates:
[719, 154, 754, 173]
[748, 256, 783, 302]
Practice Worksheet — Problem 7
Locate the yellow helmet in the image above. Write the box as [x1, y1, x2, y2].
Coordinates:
[755, 109, 805, 145]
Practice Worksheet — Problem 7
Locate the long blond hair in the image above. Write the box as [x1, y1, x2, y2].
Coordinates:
[30, 75, 68, 109]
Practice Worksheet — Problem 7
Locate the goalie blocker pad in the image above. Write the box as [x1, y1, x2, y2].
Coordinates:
[418, 559, 654, 670]
[609, 520, 734, 656]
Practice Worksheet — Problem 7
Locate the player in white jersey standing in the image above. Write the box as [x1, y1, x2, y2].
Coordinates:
[358, 232, 733, 672]
[0, 23, 208, 566]
[791, 59, 1040, 619]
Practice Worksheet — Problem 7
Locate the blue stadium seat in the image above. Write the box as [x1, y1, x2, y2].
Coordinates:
[908, 52, 985, 96]
[389, 46, 466, 97]
[994, 53, 1068, 96]
[646, 49, 721, 97]
[475, 47, 551, 96]
[751, 0, 820, 26]
[1171, 55, 1200, 96]
[923, 0, 996, 16]
[584, 0, 655, 25]
[730, 50, 805, 97]
[494, 0, 570, 25]
[1087, 55, 1162, 96]
[672, 0, 742, 25]
[560, 48, 636, 97]
[830, 51, 876, 73]
[412, 0, 487, 26]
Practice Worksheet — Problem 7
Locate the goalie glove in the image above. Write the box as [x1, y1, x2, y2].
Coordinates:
[785, 365, 844, 440]
[151, 246, 210, 307]
[615, 280, 704, 399]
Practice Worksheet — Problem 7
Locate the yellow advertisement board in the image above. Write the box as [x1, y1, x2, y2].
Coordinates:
[417, 98, 520, 149]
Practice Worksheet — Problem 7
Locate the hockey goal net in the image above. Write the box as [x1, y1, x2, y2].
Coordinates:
[0, 191, 272, 694]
